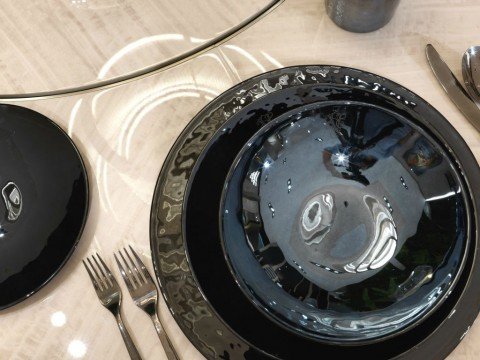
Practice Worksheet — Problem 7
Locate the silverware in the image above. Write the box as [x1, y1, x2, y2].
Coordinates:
[462, 46, 480, 104]
[83, 254, 143, 360]
[114, 246, 179, 360]
[425, 44, 480, 132]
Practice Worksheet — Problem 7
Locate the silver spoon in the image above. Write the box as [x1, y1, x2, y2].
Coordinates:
[462, 46, 480, 104]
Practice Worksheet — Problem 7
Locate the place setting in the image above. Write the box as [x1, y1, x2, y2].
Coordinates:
[1, 1, 480, 359]
[150, 63, 480, 359]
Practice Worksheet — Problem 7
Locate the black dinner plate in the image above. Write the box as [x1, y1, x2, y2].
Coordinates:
[0, 104, 88, 309]
[150, 66, 480, 359]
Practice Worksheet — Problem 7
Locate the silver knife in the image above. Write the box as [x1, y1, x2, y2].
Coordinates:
[425, 43, 480, 132]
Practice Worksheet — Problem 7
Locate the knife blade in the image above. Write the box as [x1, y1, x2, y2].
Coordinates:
[425, 43, 480, 132]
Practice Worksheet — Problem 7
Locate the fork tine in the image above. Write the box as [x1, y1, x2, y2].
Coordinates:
[84, 255, 142, 359]
[92, 253, 112, 288]
[129, 245, 153, 282]
[83, 259, 102, 291]
[114, 253, 136, 291]
[96, 252, 117, 287]
[119, 250, 140, 288]
[123, 247, 146, 284]
[87, 257, 107, 290]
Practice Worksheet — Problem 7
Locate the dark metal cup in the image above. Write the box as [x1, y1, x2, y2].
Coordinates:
[325, 0, 401, 33]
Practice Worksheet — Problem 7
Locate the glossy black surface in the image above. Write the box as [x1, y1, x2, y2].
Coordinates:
[151, 66, 480, 360]
[221, 102, 467, 342]
[0, 104, 88, 309]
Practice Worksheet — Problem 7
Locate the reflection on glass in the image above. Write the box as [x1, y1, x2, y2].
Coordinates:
[68, 99, 83, 136]
[51, 311, 67, 327]
[97, 34, 185, 80]
[260, 51, 284, 68]
[68, 340, 87, 358]
[224, 45, 266, 72]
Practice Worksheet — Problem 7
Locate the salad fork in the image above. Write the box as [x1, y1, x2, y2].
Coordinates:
[114, 246, 179, 360]
[83, 253, 142, 360]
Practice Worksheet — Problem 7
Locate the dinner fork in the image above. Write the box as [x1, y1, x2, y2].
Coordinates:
[83, 254, 143, 360]
[114, 246, 179, 360]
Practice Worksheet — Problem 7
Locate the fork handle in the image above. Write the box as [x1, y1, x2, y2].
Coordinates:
[115, 312, 143, 360]
[151, 314, 180, 360]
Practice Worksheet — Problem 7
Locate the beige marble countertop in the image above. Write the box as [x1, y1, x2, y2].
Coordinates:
[0, 0, 479, 359]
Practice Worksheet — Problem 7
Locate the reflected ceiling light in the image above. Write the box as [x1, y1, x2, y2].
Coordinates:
[98, 34, 185, 80]
[261, 51, 284, 68]
[426, 190, 457, 202]
[332, 152, 349, 167]
[224, 45, 266, 72]
[68, 99, 82, 136]
[51, 311, 67, 327]
[189, 36, 210, 43]
[68, 340, 87, 358]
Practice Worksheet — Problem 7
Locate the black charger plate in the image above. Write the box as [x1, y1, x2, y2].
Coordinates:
[150, 66, 480, 359]
[0, 104, 88, 309]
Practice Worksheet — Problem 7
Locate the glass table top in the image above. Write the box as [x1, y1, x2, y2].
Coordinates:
[0, 0, 271, 94]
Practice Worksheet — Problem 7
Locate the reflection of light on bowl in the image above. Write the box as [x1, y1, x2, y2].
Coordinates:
[51, 311, 67, 327]
[332, 152, 349, 167]
[68, 340, 87, 358]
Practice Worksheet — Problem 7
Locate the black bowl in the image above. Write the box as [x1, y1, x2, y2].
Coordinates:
[151, 66, 480, 359]
[221, 100, 468, 344]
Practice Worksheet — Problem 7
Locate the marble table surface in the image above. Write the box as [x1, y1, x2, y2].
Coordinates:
[0, 0, 479, 359]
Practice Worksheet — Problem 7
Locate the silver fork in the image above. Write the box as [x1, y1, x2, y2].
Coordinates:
[83, 253, 143, 360]
[114, 246, 179, 360]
